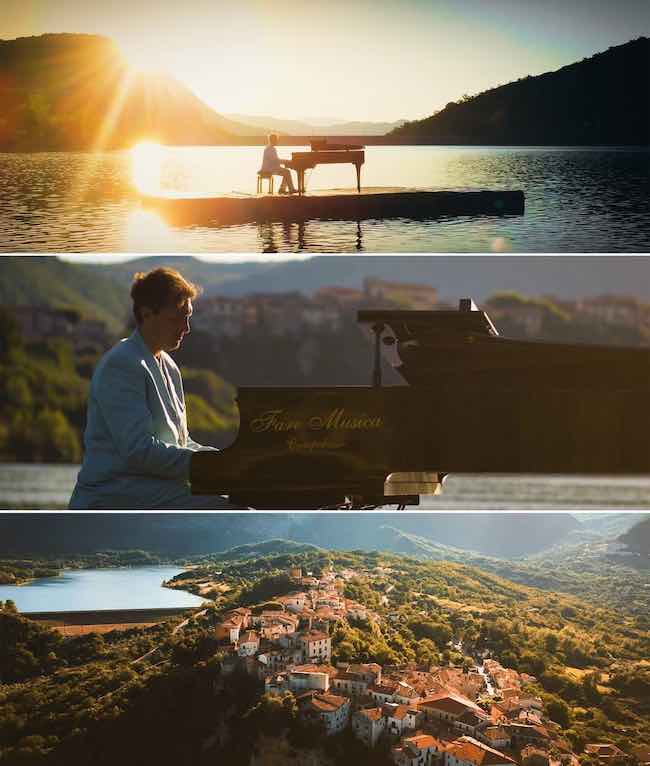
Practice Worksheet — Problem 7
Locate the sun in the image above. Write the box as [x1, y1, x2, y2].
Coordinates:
[131, 142, 165, 194]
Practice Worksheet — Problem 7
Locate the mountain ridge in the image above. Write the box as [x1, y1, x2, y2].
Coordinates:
[392, 37, 650, 145]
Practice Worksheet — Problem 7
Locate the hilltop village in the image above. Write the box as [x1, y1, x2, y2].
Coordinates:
[169, 560, 637, 766]
[1, 544, 648, 765]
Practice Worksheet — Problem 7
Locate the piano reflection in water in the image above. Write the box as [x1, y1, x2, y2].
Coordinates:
[191, 298, 650, 509]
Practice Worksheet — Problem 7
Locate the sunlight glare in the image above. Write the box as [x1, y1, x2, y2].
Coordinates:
[131, 142, 165, 194]
[124, 208, 176, 251]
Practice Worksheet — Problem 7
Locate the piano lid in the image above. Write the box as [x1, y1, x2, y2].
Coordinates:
[358, 297, 499, 339]
[310, 138, 365, 151]
[357, 298, 650, 390]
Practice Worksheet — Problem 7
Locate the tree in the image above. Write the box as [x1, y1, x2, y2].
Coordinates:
[544, 695, 571, 728]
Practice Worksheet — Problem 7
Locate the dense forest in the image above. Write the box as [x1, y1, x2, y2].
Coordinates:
[392, 37, 650, 145]
[0, 546, 648, 764]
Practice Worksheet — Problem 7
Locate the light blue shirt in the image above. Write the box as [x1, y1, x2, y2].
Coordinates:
[69, 330, 215, 509]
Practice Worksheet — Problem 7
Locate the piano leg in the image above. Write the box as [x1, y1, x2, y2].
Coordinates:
[298, 170, 305, 195]
[355, 163, 361, 193]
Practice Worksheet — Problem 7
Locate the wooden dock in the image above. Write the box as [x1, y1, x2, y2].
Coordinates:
[140, 186, 525, 226]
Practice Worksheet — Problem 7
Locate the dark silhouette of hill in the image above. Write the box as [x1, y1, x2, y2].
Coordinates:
[392, 38, 650, 145]
[0, 34, 253, 151]
[0, 513, 579, 558]
[618, 516, 650, 554]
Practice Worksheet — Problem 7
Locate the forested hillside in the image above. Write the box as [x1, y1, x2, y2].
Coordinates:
[393, 37, 650, 145]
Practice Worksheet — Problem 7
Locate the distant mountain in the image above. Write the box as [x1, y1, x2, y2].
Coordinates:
[618, 516, 650, 554]
[224, 113, 406, 136]
[0, 34, 253, 150]
[189, 255, 650, 302]
[392, 37, 650, 145]
[571, 512, 648, 541]
[286, 513, 580, 558]
[90, 256, 279, 294]
[0, 512, 579, 559]
[0, 256, 129, 333]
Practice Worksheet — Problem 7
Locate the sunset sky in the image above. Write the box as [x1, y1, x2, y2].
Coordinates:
[3, 0, 649, 122]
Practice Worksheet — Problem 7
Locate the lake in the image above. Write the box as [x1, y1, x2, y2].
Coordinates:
[1, 463, 649, 510]
[2, 146, 648, 253]
[0, 566, 205, 613]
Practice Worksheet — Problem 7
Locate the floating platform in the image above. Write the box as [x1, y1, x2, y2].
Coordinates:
[140, 186, 525, 226]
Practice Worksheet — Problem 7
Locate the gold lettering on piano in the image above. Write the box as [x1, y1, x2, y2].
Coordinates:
[310, 408, 383, 431]
[250, 410, 301, 433]
[250, 408, 383, 434]
[287, 437, 344, 453]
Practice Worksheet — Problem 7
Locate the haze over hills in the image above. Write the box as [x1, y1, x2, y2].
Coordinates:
[392, 37, 650, 145]
[4, 256, 650, 330]
[0, 34, 250, 151]
[224, 113, 406, 136]
[0, 512, 626, 559]
[0, 256, 129, 333]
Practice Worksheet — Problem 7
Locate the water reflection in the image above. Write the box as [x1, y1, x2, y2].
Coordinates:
[1, 146, 648, 252]
[256, 220, 364, 252]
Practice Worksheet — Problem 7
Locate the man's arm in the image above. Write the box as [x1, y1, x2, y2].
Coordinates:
[95, 356, 194, 479]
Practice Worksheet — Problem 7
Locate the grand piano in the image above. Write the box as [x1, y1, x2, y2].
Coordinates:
[191, 299, 650, 508]
[285, 140, 365, 195]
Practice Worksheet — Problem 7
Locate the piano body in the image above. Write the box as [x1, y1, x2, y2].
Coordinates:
[191, 299, 650, 508]
[285, 140, 365, 194]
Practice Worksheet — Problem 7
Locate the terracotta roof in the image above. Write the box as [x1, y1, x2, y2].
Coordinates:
[304, 693, 348, 713]
[419, 692, 480, 716]
[357, 707, 383, 721]
[371, 680, 399, 694]
[301, 630, 330, 641]
[240, 631, 258, 643]
[291, 663, 338, 677]
[219, 619, 241, 629]
[403, 734, 445, 750]
[446, 737, 515, 766]
[382, 703, 411, 720]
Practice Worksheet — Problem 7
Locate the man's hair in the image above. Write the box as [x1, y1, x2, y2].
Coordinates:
[268, 132, 279, 144]
[131, 268, 200, 324]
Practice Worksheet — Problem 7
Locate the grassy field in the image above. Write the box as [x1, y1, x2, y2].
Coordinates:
[52, 623, 157, 636]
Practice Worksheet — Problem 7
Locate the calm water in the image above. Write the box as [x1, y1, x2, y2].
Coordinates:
[0, 566, 204, 612]
[1, 146, 648, 253]
[1, 463, 649, 510]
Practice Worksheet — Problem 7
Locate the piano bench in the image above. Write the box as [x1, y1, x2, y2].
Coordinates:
[257, 172, 275, 195]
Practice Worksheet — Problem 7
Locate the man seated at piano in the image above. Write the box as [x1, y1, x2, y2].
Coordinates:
[260, 133, 297, 194]
[69, 268, 239, 510]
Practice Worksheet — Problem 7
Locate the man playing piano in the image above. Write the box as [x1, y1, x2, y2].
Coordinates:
[260, 133, 297, 194]
[69, 268, 238, 510]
